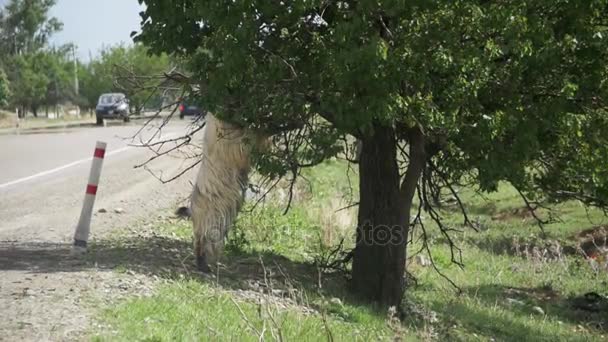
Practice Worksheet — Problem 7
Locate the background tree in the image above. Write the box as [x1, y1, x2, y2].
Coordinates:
[41, 45, 80, 115]
[76, 49, 116, 112]
[6, 52, 51, 117]
[0, 0, 63, 117]
[145, 0, 608, 307]
[78, 44, 171, 114]
[76, 62, 99, 112]
[0, 0, 171, 117]
[0, 0, 62, 56]
[0, 68, 10, 108]
[103, 44, 171, 113]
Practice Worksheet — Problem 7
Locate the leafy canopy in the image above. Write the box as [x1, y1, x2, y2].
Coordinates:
[0, 0, 67, 113]
[136, 0, 608, 206]
[2, 47, 80, 111]
[8, 52, 51, 110]
[0, 0, 62, 55]
[79, 44, 171, 112]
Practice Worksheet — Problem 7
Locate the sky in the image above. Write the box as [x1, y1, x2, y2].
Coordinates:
[48, 0, 145, 61]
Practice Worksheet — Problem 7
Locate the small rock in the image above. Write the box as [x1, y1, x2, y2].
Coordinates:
[114, 208, 125, 214]
[98, 208, 107, 213]
[330, 298, 343, 306]
[510, 264, 521, 272]
[532, 306, 545, 315]
[506, 298, 525, 306]
[414, 255, 432, 267]
[445, 196, 458, 204]
[271, 289, 286, 296]
[428, 310, 439, 323]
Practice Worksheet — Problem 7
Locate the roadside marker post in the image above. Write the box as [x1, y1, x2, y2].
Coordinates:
[72, 141, 106, 255]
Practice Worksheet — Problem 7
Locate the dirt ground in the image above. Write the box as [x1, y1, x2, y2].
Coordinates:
[0, 165, 195, 341]
[0, 244, 159, 341]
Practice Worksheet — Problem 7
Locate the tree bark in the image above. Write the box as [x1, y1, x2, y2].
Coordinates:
[351, 125, 425, 308]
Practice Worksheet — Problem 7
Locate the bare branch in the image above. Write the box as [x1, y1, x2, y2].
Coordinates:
[514, 187, 554, 237]
[334, 202, 359, 213]
[427, 158, 478, 231]
[283, 167, 298, 215]
[313, 238, 353, 275]
[230, 297, 264, 338]
[247, 177, 283, 212]
[142, 159, 201, 184]
[420, 181, 465, 269]
[255, 45, 298, 80]
[415, 186, 463, 293]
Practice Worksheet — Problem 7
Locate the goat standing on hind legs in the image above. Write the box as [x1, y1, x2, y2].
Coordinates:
[190, 114, 266, 273]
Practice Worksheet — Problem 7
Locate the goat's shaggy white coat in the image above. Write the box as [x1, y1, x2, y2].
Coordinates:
[190, 114, 262, 271]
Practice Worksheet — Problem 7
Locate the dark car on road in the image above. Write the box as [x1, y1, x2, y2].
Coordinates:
[96, 93, 130, 125]
[179, 101, 205, 119]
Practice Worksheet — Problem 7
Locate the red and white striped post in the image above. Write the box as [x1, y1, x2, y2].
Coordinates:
[72, 141, 107, 254]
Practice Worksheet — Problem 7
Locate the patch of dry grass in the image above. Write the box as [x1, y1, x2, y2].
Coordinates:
[0, 110, 94, 129]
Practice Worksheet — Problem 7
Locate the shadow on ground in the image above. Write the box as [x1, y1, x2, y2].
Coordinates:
[470, 226, 608, 260]
[0, 234, 348, 303]
[463, 284, 608, 333]
[2, 234, 606, 339]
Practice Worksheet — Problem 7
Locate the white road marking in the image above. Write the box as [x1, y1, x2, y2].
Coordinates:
[0, 146, 132, 190]
[0, 128, 189, 190]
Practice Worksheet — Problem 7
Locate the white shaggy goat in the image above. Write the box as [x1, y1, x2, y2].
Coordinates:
[190, 114, 265, 272]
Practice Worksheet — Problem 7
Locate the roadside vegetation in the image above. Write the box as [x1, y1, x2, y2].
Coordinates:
[0, 110, 95, 129]
[92, 160, 608, 341]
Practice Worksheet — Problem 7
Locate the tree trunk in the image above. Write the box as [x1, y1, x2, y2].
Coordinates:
[32, 106, 38, 118]
[351, 125, 425, 308]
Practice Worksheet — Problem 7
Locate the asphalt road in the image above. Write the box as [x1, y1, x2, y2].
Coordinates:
[0, 119, 200, 242]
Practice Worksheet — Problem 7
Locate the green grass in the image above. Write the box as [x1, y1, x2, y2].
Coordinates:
[93, 159, 608, 341]
[404, 180, 608, 341]
[95, 281, 397, 342]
